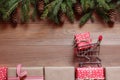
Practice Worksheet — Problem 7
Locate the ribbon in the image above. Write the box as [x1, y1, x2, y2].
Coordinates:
[8, 64, 43, 80]
[16, 64, 27, 80]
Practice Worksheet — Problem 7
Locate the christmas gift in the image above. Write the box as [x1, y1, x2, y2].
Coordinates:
[76, 67, 105, 80]
[45, 67, 74, 80]
[0, 66, 7, 80]
[74, 32, 92, 49]
[8, 64, 43, 80]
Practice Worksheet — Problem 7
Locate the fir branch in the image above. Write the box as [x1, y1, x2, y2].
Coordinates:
[66, 0, 75, 23]
[79, 12, 92, 26]
[44, 0, 50, 4]
[80, 0, 90, 12]
[66, 7, 74, 23]
[71, 0, 76, 3]
[106, 0, 112, 3]
[41, 0, 57, 19]
[96, 8, 110, 23]
[2, 0, 21, 20]
[41, 8, 49, 19]
[30, 0, 37, 21]
[21, 0, 30, 22]
[53, 0, 63, 16]
[60, 2, 67, 13]
[0, 0, 6, 7]
[96, 0, 110, 10]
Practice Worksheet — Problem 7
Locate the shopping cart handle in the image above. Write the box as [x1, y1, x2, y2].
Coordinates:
[98, 35, 103, 42]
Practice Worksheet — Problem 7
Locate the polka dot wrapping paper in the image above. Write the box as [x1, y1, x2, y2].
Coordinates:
[74, 32, 92, 49]
[0, 67, 7, 80]
[76, 67, 105, 79]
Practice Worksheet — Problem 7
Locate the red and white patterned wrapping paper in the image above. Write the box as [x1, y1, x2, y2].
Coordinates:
[74, 32, 92, 47]
[76, 67, 105, 79]
[0, 67, 7, 80]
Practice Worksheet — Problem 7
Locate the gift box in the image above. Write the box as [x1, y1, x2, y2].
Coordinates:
[8, 64, 43, 80]
[106, 67, 120, 80]
[45, 67, 74, 80]
[76, 67, 105, 80]
[0, 66, 7, 80]
[74, 32, 92, 49]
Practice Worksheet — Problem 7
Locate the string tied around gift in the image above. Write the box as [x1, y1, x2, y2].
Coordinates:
[16, 64, 27, 80]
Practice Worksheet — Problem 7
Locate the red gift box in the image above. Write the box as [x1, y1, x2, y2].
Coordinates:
[76, 67, 105, 79]
[74, 32, 92, 48]
[0, 66, 7, 80]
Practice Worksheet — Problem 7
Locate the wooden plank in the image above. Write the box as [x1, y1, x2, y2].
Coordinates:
[0, 24, 120, 45]
[0, 23, 120, 67]
[0, 45, 74, 67]
[0, 45, 120, 67]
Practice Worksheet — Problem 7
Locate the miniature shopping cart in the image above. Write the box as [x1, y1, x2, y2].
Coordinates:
[74, 32, 103, 67]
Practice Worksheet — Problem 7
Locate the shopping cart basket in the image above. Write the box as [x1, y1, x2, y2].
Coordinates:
[74, 32, 103, 67]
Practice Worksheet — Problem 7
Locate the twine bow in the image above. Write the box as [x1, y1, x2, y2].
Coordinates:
[16, 64, 27, 80]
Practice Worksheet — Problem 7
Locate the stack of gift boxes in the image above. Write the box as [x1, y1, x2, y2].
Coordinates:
[0, 32, 105, 80]
[74, 32, 104, 80]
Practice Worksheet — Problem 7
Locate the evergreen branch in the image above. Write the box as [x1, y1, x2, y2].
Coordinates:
[106, 0, 112, 3]
[66, 0, 72, 8]
[44, 0, 50, 4]
[30, 0, 37, 5]
[41, 8, 49, 19]
[21, 0, 30, 22]
[96, 8, 110, 23]
[41, 0, 62, 23]
[80, 0, 89, 11]
[66, 7, 74, 23]
[60, 2, 67, 13]
[2, 0, 21, 20]
[41, 0, 57, 19]
[0, 0, 6, 7]
[53, 0, 63, 15]
[48, 11, 59, 24]
[96, 0, 110, 10]
[30, 0, 37, 21]
[79, 12, 92, 26]
[66, 0, 75, 23]
[71, 0, 76, 3]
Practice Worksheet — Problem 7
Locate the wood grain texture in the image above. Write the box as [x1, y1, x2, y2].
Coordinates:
[0, 23, 120, 67]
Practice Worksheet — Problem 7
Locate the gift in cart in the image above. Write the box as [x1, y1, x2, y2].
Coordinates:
[74, 32, 103, 67]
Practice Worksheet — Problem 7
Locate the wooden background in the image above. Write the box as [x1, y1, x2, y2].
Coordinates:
[0, 20, 120, 67]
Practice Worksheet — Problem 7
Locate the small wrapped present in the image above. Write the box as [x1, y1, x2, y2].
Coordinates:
[8, 64, 43, 80]
[76, 67, 105, 80]
[45, 67, 74, 80]
[106, 67, 120, 80]
[0, 66, 7, 80]
[74, 32, 92, 49]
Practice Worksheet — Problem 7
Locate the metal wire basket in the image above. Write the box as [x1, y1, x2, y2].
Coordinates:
[74, 34, 103, 67]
